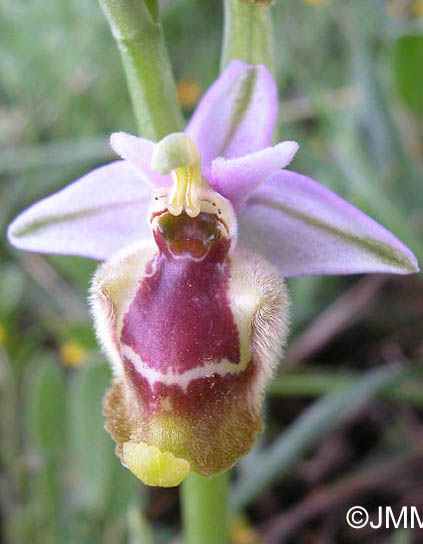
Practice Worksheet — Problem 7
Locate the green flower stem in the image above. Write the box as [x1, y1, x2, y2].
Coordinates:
[181, 471, 229, 544]
[221, 0, 275, 73]
[98, 0, 184, 140]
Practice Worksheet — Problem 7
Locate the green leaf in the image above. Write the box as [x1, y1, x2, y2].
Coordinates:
[68, 359, 140, 520]
[105, 450, 139, 521]
[0, 263, 26, 315]
[393, 528, 412, 544]
[268, 366, 423, 406]
[394, 34, 423, 114]
[28, 357, 66, 457]
[68, 360, 115, 513]
[127, 501, 155, 544]
[231, 364, 405, 509]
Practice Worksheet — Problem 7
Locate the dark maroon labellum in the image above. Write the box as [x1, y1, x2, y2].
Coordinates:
[120, 212, 240, 374]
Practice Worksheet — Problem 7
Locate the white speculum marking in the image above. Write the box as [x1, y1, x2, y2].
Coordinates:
[121, 343, 252, 393]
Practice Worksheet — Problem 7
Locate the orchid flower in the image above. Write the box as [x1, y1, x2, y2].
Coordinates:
[8, 61, 418, 487]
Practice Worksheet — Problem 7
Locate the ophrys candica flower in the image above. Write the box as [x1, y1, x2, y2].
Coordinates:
[8, 61, 418, 486]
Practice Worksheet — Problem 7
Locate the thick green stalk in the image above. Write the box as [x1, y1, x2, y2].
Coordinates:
[221, 0, 275, 73]
[181, 472, 229, 544]
[98, 0, 184, 140]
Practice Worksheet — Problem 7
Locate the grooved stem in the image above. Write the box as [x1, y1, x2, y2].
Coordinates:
[98, 0, 184, 140]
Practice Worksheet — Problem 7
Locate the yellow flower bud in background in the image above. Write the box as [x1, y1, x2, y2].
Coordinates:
[413, 0, 423, 16]
[229, 513, 261, 544]
[176, 78, 201, 109]
[59, 341, 87, 367]
[388, 0, 423, 16]
[0, 324, 6, 346]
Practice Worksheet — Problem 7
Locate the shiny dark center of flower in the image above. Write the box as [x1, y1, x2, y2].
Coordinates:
[155, 212, 221, 258]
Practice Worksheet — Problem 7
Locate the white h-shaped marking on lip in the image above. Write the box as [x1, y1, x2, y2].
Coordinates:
[121, 343, 251, 392]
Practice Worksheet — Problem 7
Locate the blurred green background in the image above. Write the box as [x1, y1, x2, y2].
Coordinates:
[0, 0, 422, 542]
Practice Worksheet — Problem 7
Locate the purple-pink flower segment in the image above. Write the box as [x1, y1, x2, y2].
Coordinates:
[8, 61, 418, 487]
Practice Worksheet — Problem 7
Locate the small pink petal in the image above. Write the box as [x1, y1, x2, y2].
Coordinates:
[8, 161, 152, 260]
[211, 141, 299, 211]
[110, 132, 172, 188]
[186, 60, 277, 171]
[239, 170, 419, 276]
